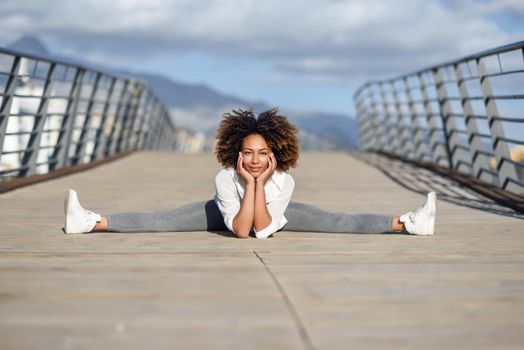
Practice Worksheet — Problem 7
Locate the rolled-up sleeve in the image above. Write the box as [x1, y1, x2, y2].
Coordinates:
[254, 175, 295, 239]
[214, 170, 240, 234]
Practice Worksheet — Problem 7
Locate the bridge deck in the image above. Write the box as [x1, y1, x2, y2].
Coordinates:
[1, 151, 523, 350]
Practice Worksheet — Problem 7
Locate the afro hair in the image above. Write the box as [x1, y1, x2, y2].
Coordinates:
[214, 108, 300, 172]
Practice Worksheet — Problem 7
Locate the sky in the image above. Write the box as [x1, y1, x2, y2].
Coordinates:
[0, 0, 523, 115]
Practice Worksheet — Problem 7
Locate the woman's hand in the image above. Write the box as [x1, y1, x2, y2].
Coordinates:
[256, 153, 277, 186]
[236, 152, 255, 185]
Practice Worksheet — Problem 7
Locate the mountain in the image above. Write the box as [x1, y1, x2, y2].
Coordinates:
[134, 73, 268, 110]
[3, 35, 361, 150]
[290, 112, 360, 149]
[6, 35, 49, 56]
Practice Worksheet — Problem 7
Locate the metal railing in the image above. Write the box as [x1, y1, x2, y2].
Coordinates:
[354, 41, 524, 196]
[0, 47, 177, 182]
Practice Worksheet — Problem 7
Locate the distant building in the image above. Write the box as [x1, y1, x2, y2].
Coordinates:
[174, 129, 206, 153]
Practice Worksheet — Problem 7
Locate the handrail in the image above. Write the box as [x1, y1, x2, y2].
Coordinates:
[354, 40, 524, 96]
[0, 46, 128, 81]
[0, 46, 177, 181]
[353, 41, 524, 196]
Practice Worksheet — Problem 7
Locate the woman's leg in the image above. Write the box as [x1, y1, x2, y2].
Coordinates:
[282, 201, 401, 234]
[95, 200, 229, 233]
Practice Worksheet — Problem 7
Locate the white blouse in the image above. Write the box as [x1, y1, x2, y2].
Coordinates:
[213, 167, 295, 239]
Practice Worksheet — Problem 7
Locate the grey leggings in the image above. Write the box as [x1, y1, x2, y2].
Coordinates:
[106, 200, 394, 234]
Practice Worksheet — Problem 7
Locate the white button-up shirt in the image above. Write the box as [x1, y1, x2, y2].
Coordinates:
[214, 167, 295, 239]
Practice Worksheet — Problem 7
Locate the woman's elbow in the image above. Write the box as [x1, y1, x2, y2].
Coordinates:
[232, 222, 249, 238]
[232, 224, 250, 238]
[235, 231, 250, 239]
[232, 219, 251, 238]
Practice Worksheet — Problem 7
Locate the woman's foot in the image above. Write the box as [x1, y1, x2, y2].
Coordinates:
[64, 189, 102, 234]
[399, 192, 437, 235]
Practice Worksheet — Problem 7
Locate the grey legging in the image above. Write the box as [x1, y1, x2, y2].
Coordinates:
[106, 200, 394, 234]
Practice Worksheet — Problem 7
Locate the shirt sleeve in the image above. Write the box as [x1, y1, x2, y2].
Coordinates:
[254, 174, 295, 239]
[214, 170, 240, 234]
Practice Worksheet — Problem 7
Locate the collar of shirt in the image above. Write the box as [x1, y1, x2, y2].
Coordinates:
[226, 167, 286, 203]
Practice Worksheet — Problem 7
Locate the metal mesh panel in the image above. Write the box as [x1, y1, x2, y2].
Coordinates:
[0, 47, 177, 182]
[354, 41, 524, 195]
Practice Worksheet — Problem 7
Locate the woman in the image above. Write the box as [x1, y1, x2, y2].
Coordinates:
[64, 108, 436, 238]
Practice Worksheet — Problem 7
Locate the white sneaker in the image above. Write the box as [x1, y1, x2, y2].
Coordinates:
[64, 189, 102, 234]
[399, 192, 437, 235]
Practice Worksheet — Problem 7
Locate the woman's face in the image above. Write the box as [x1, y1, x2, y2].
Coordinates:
[240, 133, 271, 178]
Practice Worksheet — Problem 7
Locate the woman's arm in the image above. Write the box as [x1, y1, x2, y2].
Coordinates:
[232, 181, 255, 238]
[254, 181, 272, 232]
[254, 153, 276, 232]
[232, 152, 256, 238]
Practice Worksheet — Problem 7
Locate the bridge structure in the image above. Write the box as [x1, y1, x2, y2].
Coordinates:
[0, 43, 523, 349]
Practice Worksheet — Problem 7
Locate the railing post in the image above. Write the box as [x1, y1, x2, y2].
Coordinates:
[433, 67, 468, 171]
[135, 88, 155, 150]
[147, 103, 162, 150]
[354, 91, 372, 150]
[391, 80, 415, 159]
[353, 93, 365, 148]
[115, 81, 136, 153]
[367, 86, 386, 151]
[0, 56, 21, 162]
[52, 68, 85, 170]
[150, 102, 162, 150]
[455, 62, 498, 186]
[154, 109, 167, 150]
[477, 58, 521, 193]
[91, 77, 116, 161]
[378, 82, 399, 154]
[106, 80, 129, 157]
[403, 76, 431, 162]
[73, 72, 101, 165]
[142, 102, 155, 150]
[122, 82, 144, 150]
[416, 73, 449, 167]
[20, 63, 56, 176]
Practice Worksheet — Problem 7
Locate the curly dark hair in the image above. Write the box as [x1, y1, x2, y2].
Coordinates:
[214, 108, 300, 172]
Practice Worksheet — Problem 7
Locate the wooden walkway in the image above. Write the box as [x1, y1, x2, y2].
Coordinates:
[0, 151, 523, 350]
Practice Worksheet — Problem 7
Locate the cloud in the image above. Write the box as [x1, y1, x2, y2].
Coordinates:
[0, 0, 522, 83]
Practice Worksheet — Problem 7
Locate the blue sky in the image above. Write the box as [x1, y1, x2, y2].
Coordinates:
[0, 0, 523, 115]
